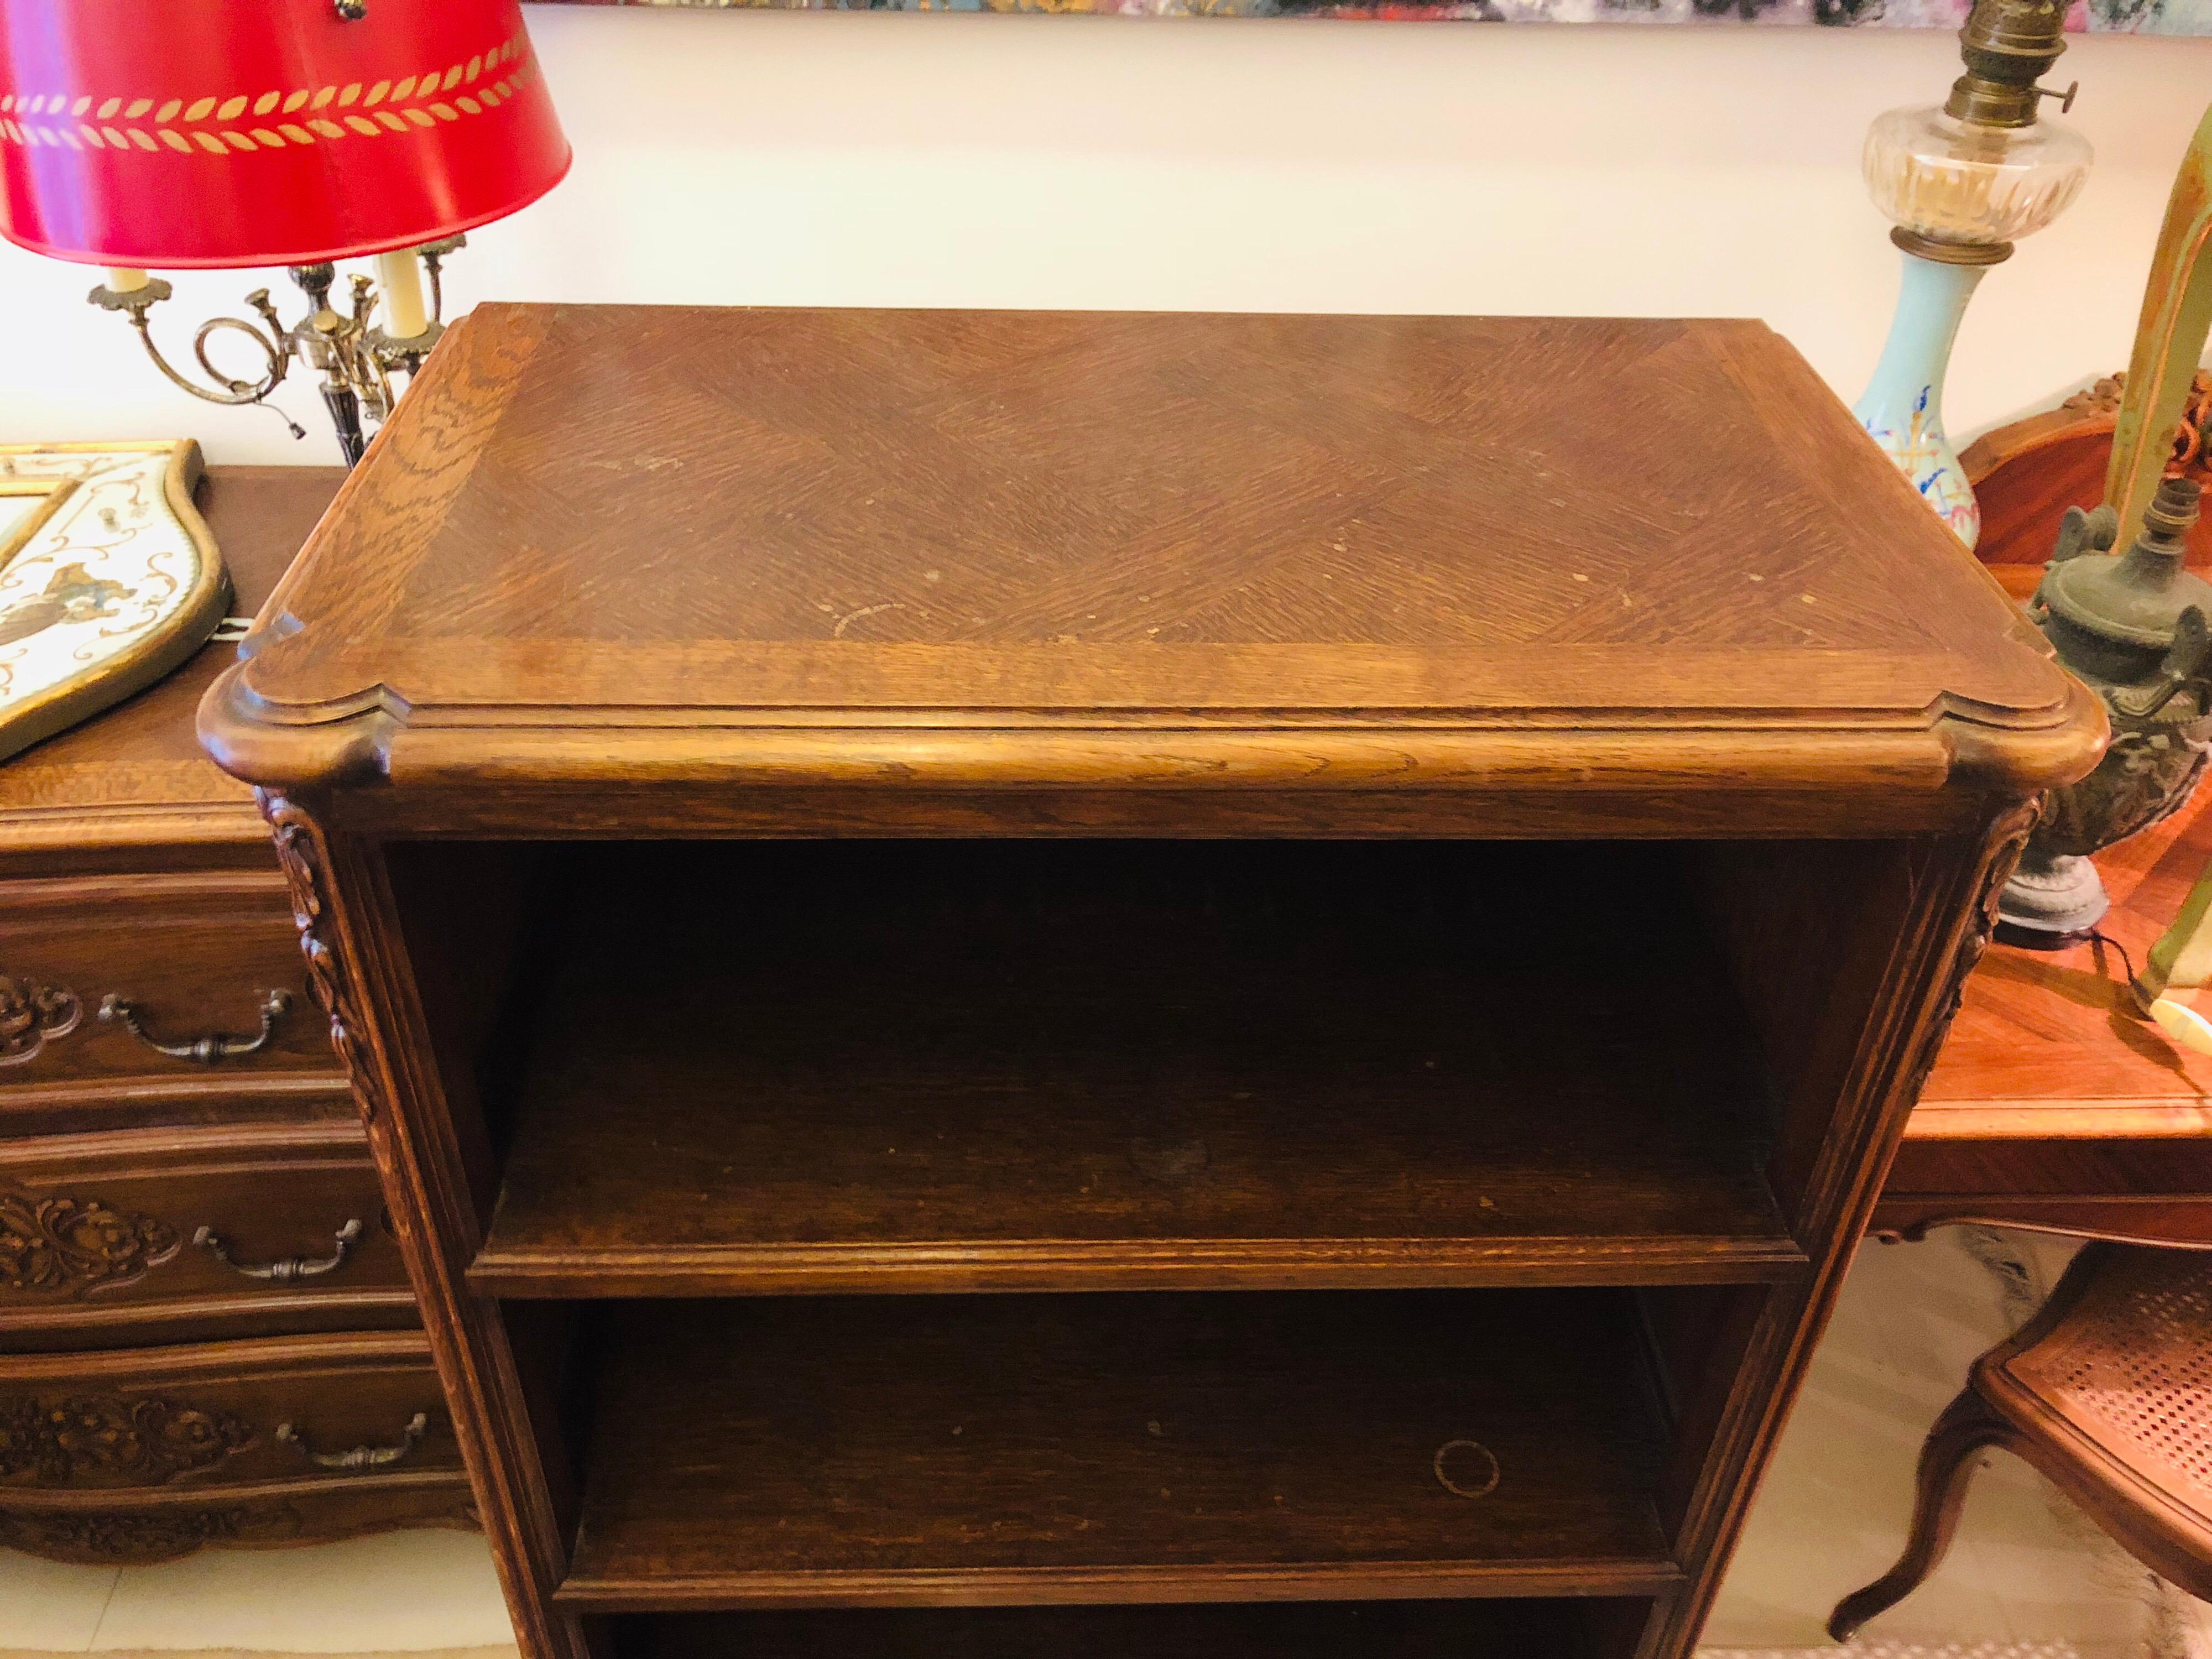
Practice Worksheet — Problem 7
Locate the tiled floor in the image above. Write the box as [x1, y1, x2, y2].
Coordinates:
[2, 1227, 2206, 1658]
[0, 1531, 514, 1653]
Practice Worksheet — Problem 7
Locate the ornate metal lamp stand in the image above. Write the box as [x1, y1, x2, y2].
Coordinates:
[85, 239, 463, 467]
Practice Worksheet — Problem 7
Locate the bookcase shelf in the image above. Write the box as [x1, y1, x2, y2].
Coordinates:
[473, 840, 1802, 1298]
[557, 1288, 1679, 1611]
[612, 1598, 1656, 1658]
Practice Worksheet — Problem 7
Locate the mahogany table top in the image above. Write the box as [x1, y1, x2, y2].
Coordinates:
[1919, 786, 2212, 1141]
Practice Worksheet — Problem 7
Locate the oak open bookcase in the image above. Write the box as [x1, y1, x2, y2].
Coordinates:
[200, 303, 2103, 1659]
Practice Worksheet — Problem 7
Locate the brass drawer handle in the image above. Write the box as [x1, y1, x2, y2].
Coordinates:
[192, 1217, 362, 1282]
[98, 989, 292, 1063]
[276, 1411, 428, 1471]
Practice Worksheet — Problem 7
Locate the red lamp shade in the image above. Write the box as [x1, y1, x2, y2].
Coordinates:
[0, 0, 569, 269]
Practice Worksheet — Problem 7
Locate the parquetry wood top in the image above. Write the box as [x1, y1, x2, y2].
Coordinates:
[198, 305, 2102, 826]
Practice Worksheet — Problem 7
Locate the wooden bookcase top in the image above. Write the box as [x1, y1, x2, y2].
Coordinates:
[199, 305, 2100, 835]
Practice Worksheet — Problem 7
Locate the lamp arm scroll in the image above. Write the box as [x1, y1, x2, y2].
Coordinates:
[95, 280, 291, 411]
[88, 278, 309, 442]
[2106, 100, 2212, 552]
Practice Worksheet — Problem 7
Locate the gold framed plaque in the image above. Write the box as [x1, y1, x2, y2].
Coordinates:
[0, 441, 229, 764]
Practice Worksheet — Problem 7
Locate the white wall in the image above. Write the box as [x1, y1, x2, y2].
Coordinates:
[2, 6, 2208, 466]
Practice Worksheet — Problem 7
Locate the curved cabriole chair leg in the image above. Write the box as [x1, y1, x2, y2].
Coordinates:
[1828, 1389, 2017, 1642]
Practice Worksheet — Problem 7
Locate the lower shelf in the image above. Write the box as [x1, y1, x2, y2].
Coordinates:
[615, 1598, 1655, 1658]
[559, 1289, 1680, 1610]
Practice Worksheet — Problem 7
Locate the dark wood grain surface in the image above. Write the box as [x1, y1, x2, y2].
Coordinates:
[618, 1599, 1652, 1658]
[0, 1120, 412, 1352]
[475, 839, 1796, 1296]
[561, 1290, 1675, 1610]
[2, 871, 342, 1083]
[0, 1328, 458, 1492]
[199, 307, 2099, 831]
[0, 1327, 474, 1566]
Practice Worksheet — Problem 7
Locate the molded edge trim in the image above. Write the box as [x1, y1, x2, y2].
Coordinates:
[197, 658, 2107, 811]
[467, 1235, 1812, 1299]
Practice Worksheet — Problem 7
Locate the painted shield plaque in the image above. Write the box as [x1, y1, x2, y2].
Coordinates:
[0, 442, 230, 765]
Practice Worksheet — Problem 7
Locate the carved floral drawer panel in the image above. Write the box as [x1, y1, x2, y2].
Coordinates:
[0, 1120, 414, 1351]
[0, 871, 335, 1089]
[0, 1327, 473, 1565]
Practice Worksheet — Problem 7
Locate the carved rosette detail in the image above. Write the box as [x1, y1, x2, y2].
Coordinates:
[0, 1392, 255, 1486]
[2060, 375, 2126, 420]
[2062, 368, 2212, 478]
[0, 975, 82, 1065]
[0, 1189, 181, 1296]
[1898, 800, 2042, 1111]
[259, 791, 380, 1123]
[0, 1503, 298, 1563]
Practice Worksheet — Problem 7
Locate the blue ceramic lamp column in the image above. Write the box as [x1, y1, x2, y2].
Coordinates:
[1856, 0, 2093, 546]
[1854, 244, 2006, 544]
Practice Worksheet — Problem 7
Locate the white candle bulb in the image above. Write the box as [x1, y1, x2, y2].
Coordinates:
[376, 249, 430, 341]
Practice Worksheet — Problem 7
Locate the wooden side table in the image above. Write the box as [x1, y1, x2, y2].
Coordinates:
[1875, 383, 2212, 1249]
[197, 303, 2104, 1659]
[0, 467, 473, 1563]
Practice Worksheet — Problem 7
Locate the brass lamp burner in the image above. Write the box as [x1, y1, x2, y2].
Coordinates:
[1945, 0, 2078, 131]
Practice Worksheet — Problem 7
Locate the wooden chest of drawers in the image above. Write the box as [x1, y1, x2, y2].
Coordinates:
[0, 464, 471, 1564]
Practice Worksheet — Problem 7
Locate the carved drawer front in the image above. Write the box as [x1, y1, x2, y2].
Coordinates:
[0, 1122, 414, 1352]
[0, 872, 338, 1087]
[0, 1329, 472, 1565]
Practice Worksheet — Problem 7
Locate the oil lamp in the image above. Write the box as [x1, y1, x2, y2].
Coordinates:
[0, 0, 570, 465]
[1855, 0, 2093, 546]
[1997, 100, 2212, 945]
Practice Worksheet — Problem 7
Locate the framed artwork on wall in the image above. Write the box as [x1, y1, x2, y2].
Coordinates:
[538, 0, 2208, 31]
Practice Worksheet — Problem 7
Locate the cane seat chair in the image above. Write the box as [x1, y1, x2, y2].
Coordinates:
[1829, 1241, 2212, 1641]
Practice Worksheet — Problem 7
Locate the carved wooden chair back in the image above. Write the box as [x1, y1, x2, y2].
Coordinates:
[1961, 372, 2212, 592]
